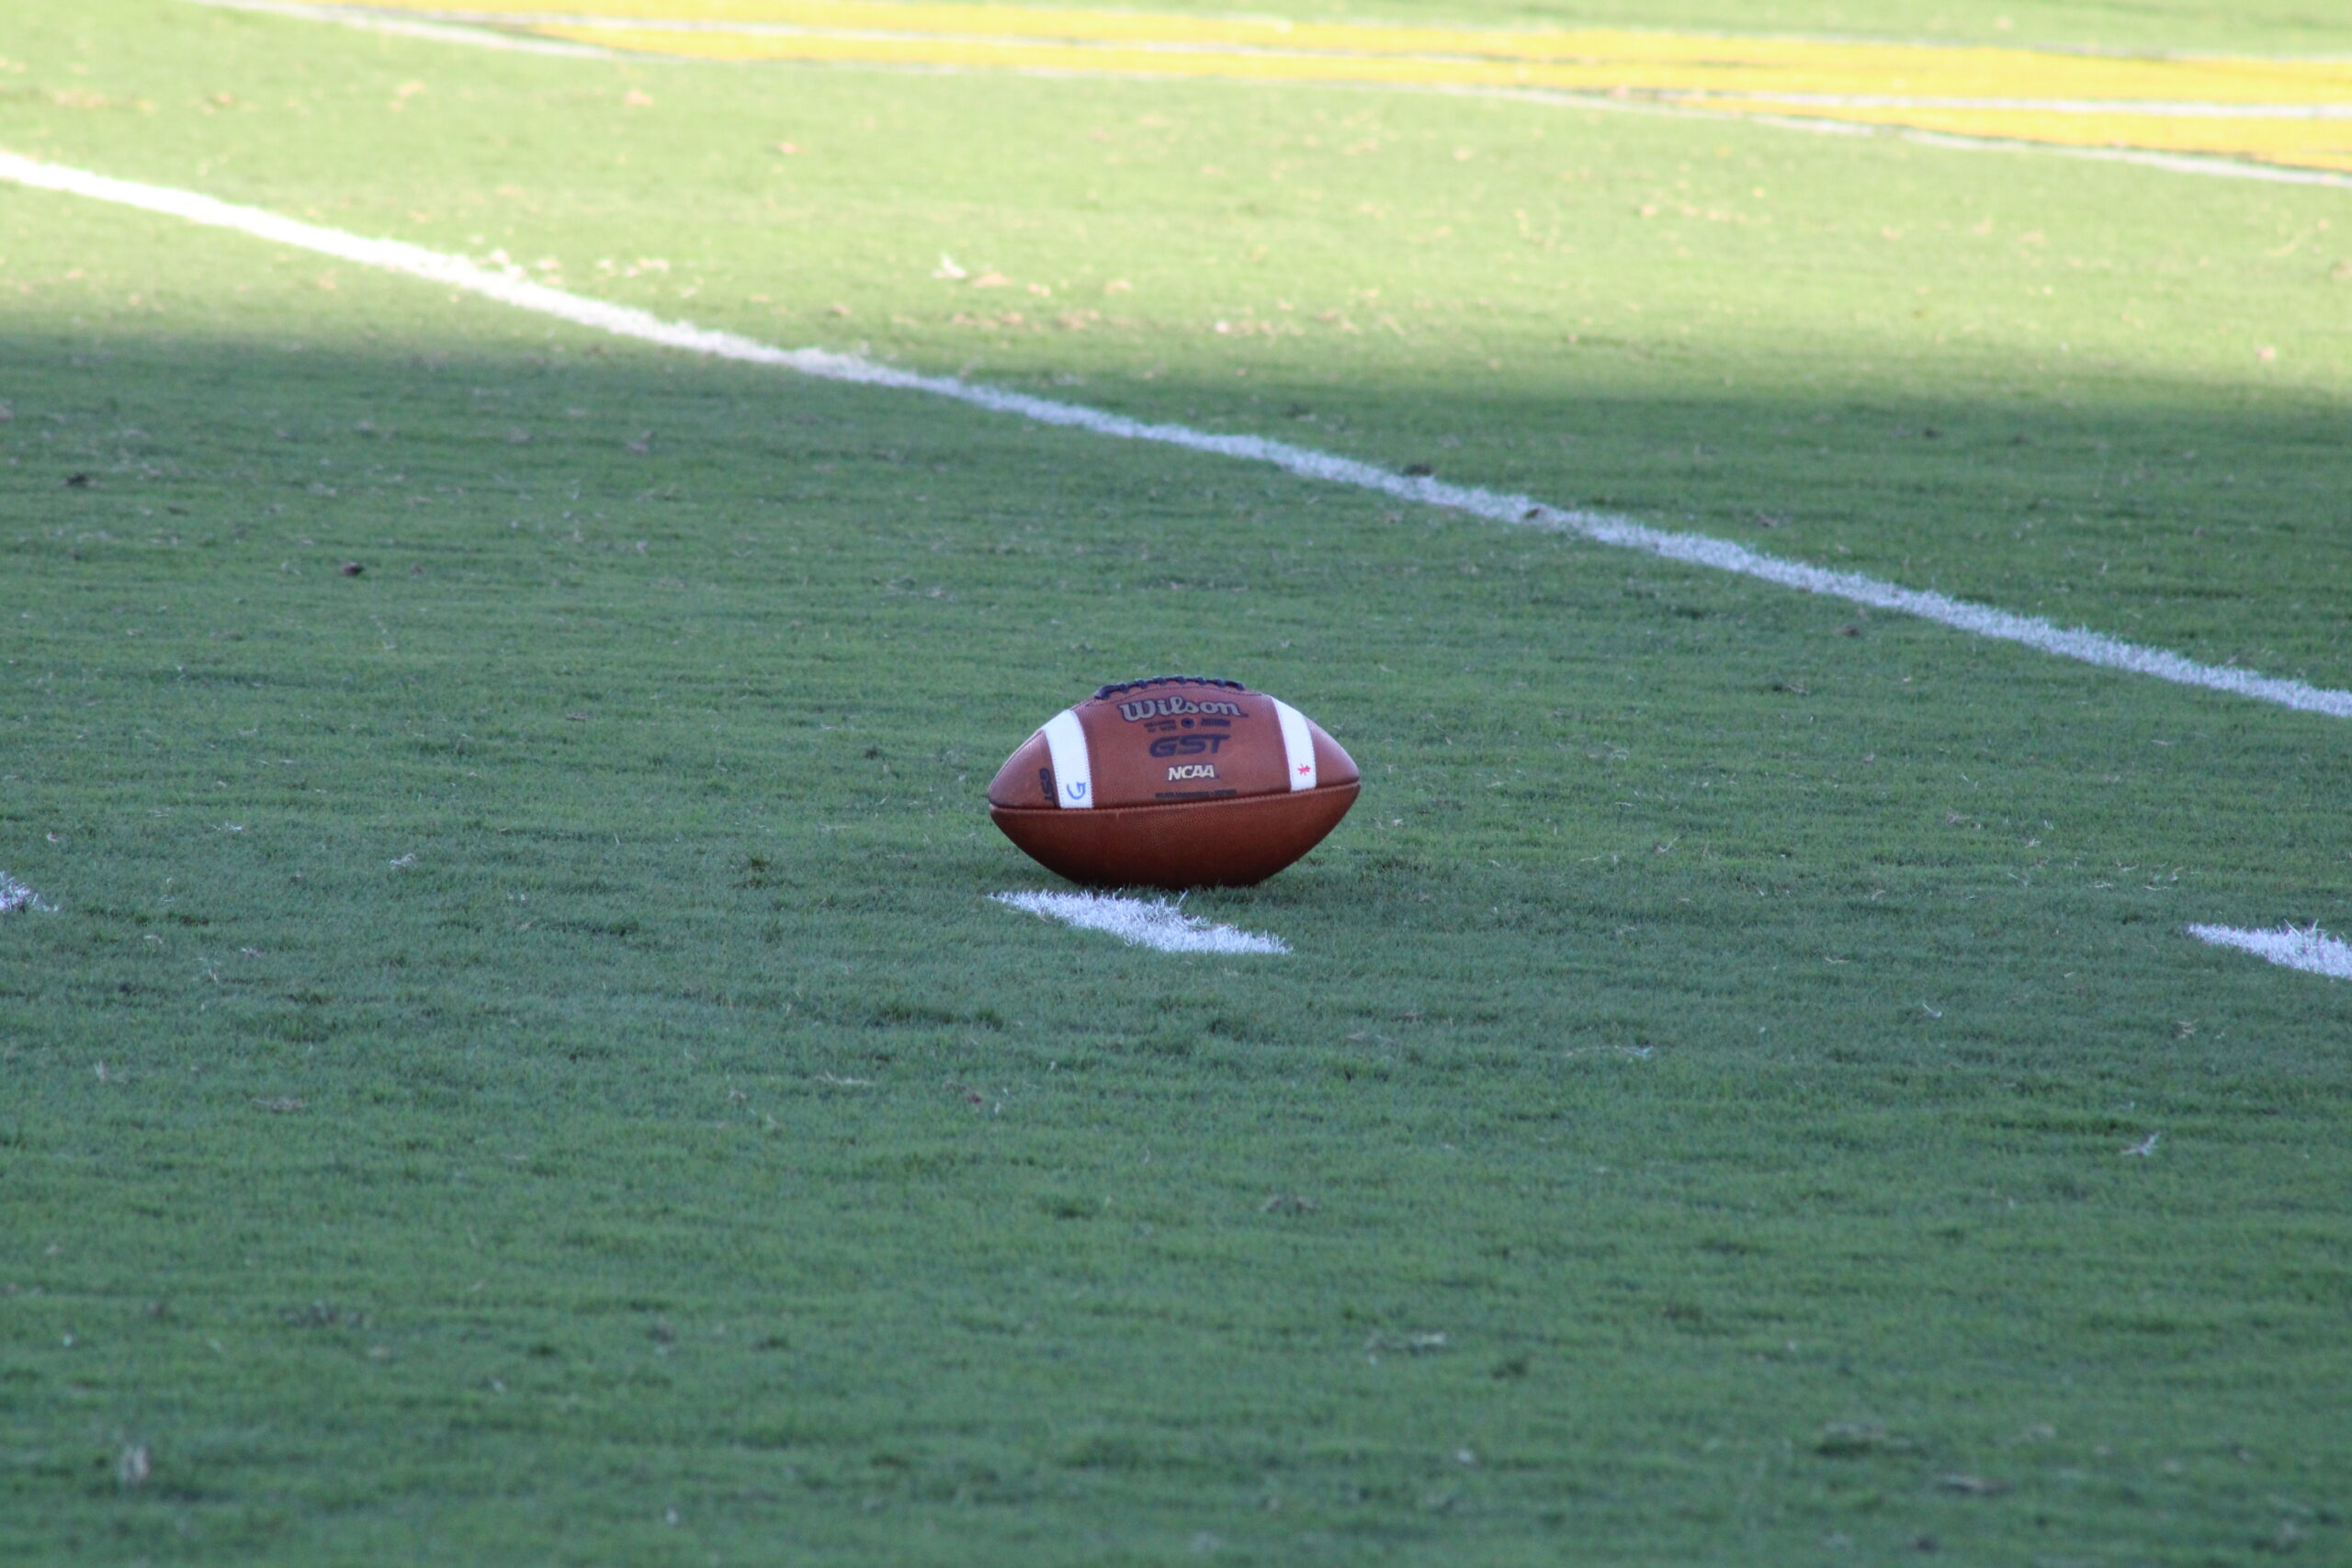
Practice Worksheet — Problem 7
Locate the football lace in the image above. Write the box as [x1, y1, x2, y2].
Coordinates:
[1091, 675, 1248, 700]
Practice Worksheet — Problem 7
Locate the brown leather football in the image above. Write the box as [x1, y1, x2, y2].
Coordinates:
[988, 676, 1361, 887]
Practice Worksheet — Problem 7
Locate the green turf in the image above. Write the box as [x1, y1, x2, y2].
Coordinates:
[4, 3, 2350, 1564]
[8, 2, 2351, 685]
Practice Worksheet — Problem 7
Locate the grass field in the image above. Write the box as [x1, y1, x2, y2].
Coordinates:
[3, 1, 2349, 1562]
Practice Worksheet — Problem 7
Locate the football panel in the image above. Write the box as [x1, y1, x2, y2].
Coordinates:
[991, 783, 1360, 888]
[1075, 689, 1292, 808]
[985, 728, 1057, 809]
[1306, 719, 1360, 788]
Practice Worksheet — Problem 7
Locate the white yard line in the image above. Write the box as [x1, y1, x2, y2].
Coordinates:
[0, 872, 56, 914]
[181, 0, 619, 56]
[3, 149, 2348, 721]
[2188, 923, 2352, 980]
[992, 890, 1289, 953]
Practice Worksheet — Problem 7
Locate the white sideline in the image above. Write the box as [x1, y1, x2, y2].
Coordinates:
[169, 1, 2352, 121]
[1721, 96, 2352, 119]
[3, 150, 2348, 722]
[183, 0, 617, 56]
[1830, 119, 2352, 193]
[2187, 923, 2352, 981]
[991, 890, 1289, 954]
[0, 872, 55, 914]
[1531, 90, 2352, 193]
[175, 0, 2352, 193]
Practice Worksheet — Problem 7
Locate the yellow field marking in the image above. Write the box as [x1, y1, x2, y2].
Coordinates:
[343, 0, 2352, 174]
[1705, 99, 2352, 174]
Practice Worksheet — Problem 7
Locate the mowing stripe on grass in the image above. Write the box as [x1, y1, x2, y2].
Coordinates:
[2188, 924, 2352, 981]
[5, 149, 2349, 723]
[0, 873, 56, 914]
[991, 890, 1288, 954]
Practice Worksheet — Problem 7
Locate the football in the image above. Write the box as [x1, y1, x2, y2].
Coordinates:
[988, 676, 1361, 887]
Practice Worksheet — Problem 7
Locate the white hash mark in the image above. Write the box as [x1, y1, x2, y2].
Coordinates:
[2186, 922, 2352, 981]
[992, 890, 1288, 955]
